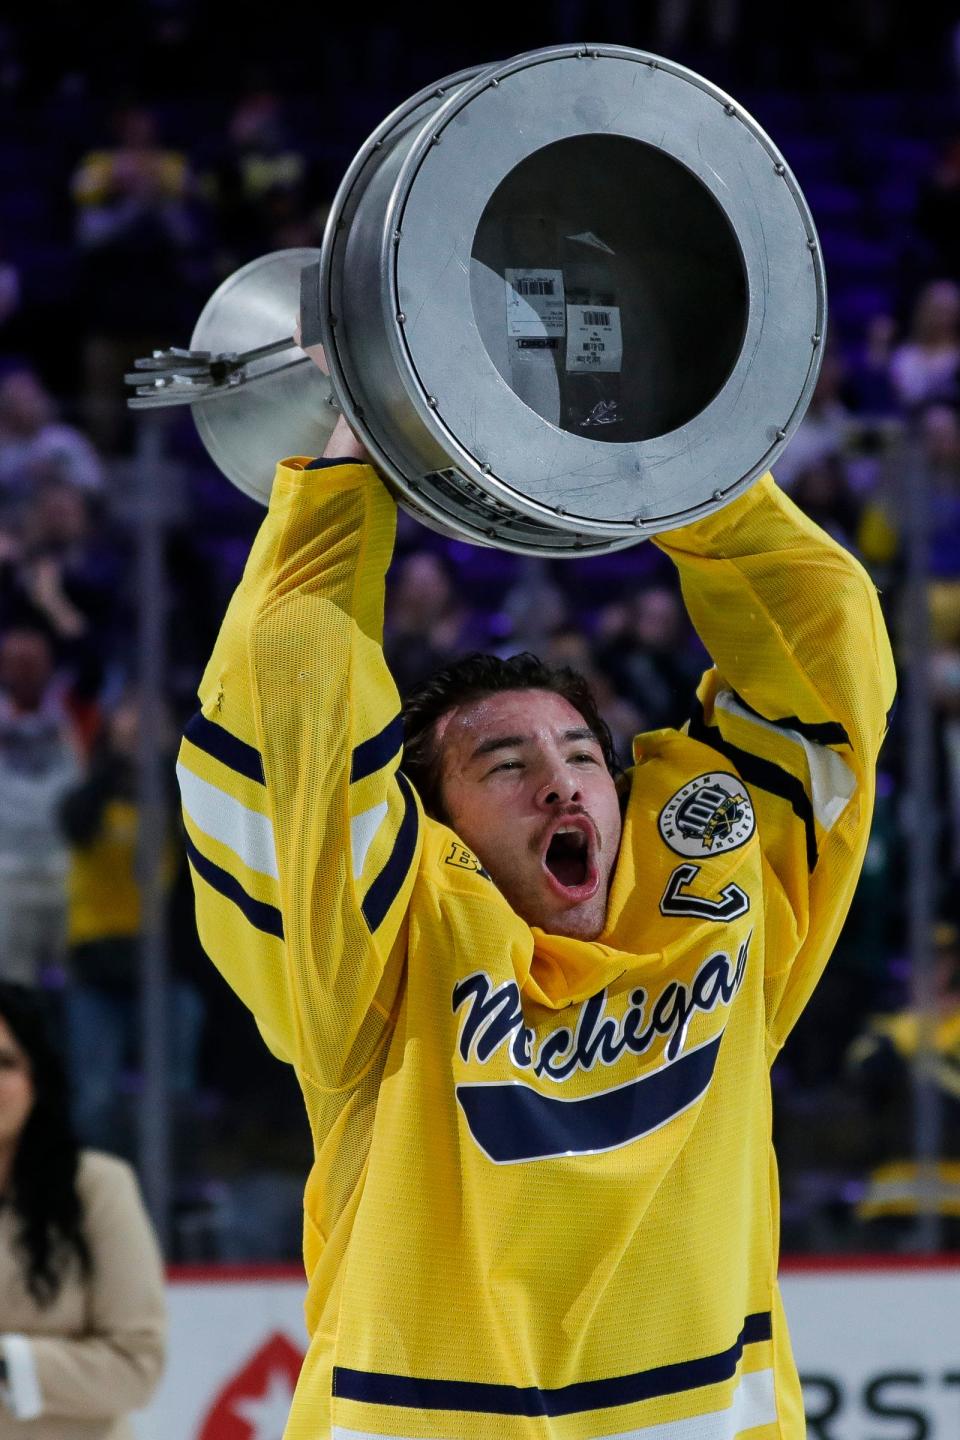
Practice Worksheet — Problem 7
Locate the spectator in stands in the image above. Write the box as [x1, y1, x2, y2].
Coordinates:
[772, 341, 854, 490]
[0, 239, 21, 349]
[384, 549, 479, 694]
[856, 403, 960, 635]
[929, 646, 960, 889]
[58, 693, 204, 1154]
[71, 104, 200, 451]
[845, 921, 960, 1247]
[915, 136, 960, 285]
[542, 627, 642, 769]
[594, 583, 704, 733]
[789, 455, 863, 554]
[0, 483, 120, 748]
[0, 982, 167, 1431]
[889, 279, 960, 411]
[0, 627, 79, 986]
[846, 313, 899, 417]
[204, 87, 322, 274]
[0, 369, 103, 523]
[496, 562, 570, 657]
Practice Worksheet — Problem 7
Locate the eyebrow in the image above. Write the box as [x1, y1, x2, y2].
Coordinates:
[469, 727, 597, 762]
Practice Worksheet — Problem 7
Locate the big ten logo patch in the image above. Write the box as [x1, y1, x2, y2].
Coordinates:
[659, 772, 755, 858]
[444, 841, 491, 880]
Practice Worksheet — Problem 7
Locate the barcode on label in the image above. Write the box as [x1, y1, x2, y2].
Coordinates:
[515, 278, 555, 296]
[583, 310, 610, 326]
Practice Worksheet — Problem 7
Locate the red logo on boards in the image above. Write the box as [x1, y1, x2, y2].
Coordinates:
[198, 1332, 305, 1440]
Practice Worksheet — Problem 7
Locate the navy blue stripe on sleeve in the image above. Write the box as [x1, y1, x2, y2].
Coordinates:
[333, 1311, 771, 1416]
[305, 457, 359, 469]
[361, 771, 418, 933]
[184, 831, 284, 940]
[729, 689, 851, 748]
[689, 700, 818, 870]
[183, 711, 266, 786]
[351, 713, 404, 784]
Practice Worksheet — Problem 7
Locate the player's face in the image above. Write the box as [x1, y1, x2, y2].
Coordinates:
[436, 690, 623, 940]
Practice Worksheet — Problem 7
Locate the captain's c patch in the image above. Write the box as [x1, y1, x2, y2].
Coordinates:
[659, 772, 755, 858]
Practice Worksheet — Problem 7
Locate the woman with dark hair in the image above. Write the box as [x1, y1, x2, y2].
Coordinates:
[0, 983, 166, 1437]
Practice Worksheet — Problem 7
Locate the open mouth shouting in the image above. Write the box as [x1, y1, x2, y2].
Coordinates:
[540, 815, 600, 903]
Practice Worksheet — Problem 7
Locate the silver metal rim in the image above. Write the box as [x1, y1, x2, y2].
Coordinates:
[320, 43, 826, 554]
[385, 43, 825, 537]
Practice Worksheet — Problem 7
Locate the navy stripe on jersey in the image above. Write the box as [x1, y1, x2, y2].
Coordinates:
[184, 830, 284, 940]
[184, 711, 266, 785]
[333, 1311, 772, 1416]
[351, 713, 404, 784]
[456, 1031, 722, 1164]
[689, 701, 818, 870]
[305, 456, 358, 469]
[361, 771, 418, 933]
[729, 689, 851, 748]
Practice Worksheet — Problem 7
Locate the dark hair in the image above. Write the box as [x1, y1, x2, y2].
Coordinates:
[0, 984, 90, 1305]
[401, 651, 619, 822]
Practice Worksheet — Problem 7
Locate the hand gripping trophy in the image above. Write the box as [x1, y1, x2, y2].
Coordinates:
[145, 45, 895, 1440]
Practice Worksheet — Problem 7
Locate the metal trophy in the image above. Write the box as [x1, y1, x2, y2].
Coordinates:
[127, 44, 826, 555]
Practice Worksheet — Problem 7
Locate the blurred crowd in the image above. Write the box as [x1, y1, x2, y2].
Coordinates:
[2, 4, 960, 1256]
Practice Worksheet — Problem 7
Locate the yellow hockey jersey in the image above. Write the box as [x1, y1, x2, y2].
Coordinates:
[177, 459, 895, 1440]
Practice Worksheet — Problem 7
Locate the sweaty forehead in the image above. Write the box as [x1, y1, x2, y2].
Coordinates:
[435, 689, 591, 765]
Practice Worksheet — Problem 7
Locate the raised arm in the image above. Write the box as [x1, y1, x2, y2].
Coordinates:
[654, 472, 896, 1053]
[176, 456, 422, 1088]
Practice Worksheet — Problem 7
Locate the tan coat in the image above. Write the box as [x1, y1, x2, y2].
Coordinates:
[0, 1151, 166, 1440]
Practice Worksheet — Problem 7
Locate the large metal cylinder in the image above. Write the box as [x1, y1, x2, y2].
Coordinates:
[318, 42, 826, 555]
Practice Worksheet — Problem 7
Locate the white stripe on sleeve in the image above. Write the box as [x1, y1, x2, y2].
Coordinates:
[714, 689, 856, 831]
[351, 801, 389, 879]
[176, 761, 279, 879]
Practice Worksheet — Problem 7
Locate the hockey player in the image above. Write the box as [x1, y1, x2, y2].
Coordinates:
[177, 402, 895, 1440]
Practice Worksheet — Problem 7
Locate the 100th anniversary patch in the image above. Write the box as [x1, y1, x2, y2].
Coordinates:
[658, 772, 756, 858]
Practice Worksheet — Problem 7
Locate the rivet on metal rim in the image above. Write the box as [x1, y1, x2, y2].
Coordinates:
[392, 230, 402, 243]
[812, 333, 822, 345]
[724, 103, 736, 115]
[396, 312, 406, 323]
[490, 76, 500, 87]
[632, 515, 646, 527]
[713, 490, 723, 501]
[427, 395, 439, 408]
[555, 505, 566, 516]
[480, 463, 491, 474]
[435, 87, 445, 97]
[431, 133, 442, 145]
[807, 237, 817, 250]
[774, 162, 786, 175]
[776, 428, 787, 441]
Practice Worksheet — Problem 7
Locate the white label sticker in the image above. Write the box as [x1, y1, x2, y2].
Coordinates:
[565, 304, 623, 373]
[504, 269, 566, 338]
